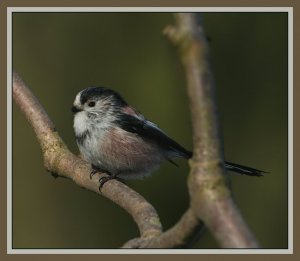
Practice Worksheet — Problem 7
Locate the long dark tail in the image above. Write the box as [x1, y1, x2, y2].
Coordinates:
[225, 161, 266, 177]
[174, 148, 266, 177]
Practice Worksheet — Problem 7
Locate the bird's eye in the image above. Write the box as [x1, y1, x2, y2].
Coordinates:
[88, 101, 95, 107]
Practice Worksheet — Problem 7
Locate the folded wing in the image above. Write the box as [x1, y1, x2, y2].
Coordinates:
[116, 113, 192, 159]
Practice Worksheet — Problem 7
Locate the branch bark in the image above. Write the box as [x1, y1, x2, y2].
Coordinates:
[164, 13, 259, 248]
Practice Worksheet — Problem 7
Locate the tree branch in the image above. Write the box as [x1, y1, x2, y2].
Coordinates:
[13, 72, 162, 240]
[122, 207, 203, 248]
[164, 13, 259, 248]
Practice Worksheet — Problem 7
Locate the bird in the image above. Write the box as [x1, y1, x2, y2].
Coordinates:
[72, 87, 265, 190]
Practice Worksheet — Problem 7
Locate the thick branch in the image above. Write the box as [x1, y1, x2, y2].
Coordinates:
[164, 13, 259, 248]
[13, 72, 162, 240]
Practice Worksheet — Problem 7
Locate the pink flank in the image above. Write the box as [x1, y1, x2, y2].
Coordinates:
[100, 127, 163, 178]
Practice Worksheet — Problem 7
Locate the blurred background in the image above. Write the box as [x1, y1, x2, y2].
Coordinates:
[12, 12, 288, 249]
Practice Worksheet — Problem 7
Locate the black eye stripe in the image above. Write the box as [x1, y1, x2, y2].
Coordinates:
[88, 101, 95, 107]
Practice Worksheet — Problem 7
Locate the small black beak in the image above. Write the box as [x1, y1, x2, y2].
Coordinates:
[71, 106, 82, 114]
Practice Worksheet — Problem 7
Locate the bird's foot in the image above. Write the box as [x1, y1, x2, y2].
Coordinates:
[89, 165, 125, 191]
[90, 164, 111, 179]
[90, 165, 125, 192]
[98, 174, 125, 191]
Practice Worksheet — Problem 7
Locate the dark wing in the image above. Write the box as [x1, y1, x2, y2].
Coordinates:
[116, 113, 192, 159]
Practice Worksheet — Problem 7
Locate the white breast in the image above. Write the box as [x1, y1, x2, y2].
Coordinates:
[73, 111, 89, 136]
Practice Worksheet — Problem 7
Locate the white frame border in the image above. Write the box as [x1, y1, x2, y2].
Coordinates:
[7, 6, 293, 255]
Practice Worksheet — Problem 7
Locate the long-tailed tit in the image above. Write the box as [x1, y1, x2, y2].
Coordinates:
[72, 87, 264, 189]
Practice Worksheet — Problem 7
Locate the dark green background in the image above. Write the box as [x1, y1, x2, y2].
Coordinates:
[12, 13, 288, 249]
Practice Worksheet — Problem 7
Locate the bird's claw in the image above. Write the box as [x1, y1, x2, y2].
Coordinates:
[89, 169, 98, 179]
[89, 165, 125, 191]
[98, 175, 125, 191]
[90, 164, 111, 179]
